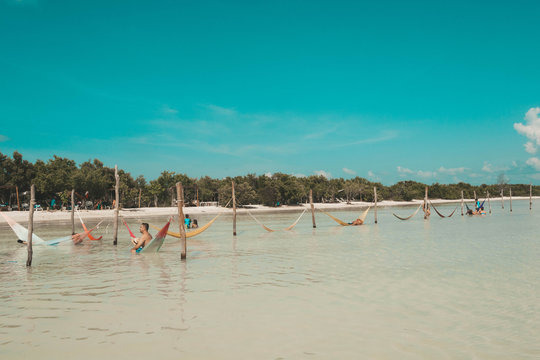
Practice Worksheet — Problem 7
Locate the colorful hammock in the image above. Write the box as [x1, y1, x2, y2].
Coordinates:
[1, 212, 97, 245]
[77, 210, 102, 240]
[319, 207, 371, 226]
[248, 209, 307, 232]
[393, 204, 422, 221]
[148, 213, 221, 239]
[124, 218, 172, 252]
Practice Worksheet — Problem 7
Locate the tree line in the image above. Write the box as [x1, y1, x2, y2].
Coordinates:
[1, 151, 538, 209]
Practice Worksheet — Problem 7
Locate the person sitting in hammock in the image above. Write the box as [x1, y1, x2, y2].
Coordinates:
[130, 223, 152, 253]
[191, 219, 199, 228]
[348, 218, 364, 226]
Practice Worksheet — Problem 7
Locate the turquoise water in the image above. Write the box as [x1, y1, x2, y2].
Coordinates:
[1, 200, 539, 359]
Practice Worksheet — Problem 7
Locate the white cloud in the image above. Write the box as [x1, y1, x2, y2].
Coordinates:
[397, 166, 414, 174]
[524, 141, 537, 154]
[438, 166, 466, 175]
[367, 170, 376, 178]
[161, 105, 178, 115]
[343, 167, 356, 175]
[526, 157, 540, 171]
[482, 162, 494, 173]
[314, 170, 331, 178]
[482, 162, 509, 173]
[417, 170, 435, 178]
[514, 107, 540, 149]
[206, 104, 237, 116]
[0, 135, 8, 142]
[294, 173, 306, 178]
[264, 172, 273, 177]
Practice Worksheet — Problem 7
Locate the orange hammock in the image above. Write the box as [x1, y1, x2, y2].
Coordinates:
[77, 210, 103, 240]
[319, 207, 371, 226]
[248, 209, 306, 232]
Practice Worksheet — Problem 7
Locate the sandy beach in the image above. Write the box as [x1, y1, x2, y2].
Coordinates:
[1, 196, 537, 224]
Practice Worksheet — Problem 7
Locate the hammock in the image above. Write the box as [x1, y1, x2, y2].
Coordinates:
[428, 201, 458, 218]
[77, 210, 103, 240]
[124, 218, 172, 252]
[149, 212, 222, 239]
[393, 204, 422, 221]
[319, 207, 371, 226]
[248, 209, 307, 232]
[1, 212, 97, 245]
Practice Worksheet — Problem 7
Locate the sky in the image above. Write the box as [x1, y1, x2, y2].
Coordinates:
[1, 0, 540, 184]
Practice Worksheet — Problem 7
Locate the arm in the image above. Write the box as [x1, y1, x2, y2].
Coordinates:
[131, 237, 146, 252]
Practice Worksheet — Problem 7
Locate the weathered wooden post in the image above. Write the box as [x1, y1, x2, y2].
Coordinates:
[196, 184, 200, 207]
[309, 189, 316, 228]
[176, 182, 187, 260]
[138, 188, 142, 208]
[16, 185, 20, 211]
[501, 189, 504, 209]
[530, 183, 532, 210]
[509, 186, 512, 212]
[232, 181, 237, 236]
[474, 190, 477, 203]
[424, 186, 429, 219]
[374, 186, 378, 224]
[487, 191, 491, 214]
[113, 165, 120, 245]
[26, 184, 35, 267]
[71, 189, 75, 234]
[461, 190, 464, 216]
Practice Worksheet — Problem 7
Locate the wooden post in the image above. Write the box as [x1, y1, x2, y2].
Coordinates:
[461, 190, 464, 216]
[424, 186, 429, 219]
[26, 184, 35, 267]
[16, 185, 20, 211]
[232, 181, 237, 236]
[501, 189, 504, 209]
[176, 182, 187, 259]
[71, 189, 75, 234]
[138, 188, 142, 208]
[509, 187, 512, 212]
[487, 191, 491, 214]
[196, 184, 200, 207]
[309, 189, 316, 228]
[530, 183, 532, 210]
[374, 186, 378, 224]
[113, 165, 120, 245]
[474, 190, 477, 203]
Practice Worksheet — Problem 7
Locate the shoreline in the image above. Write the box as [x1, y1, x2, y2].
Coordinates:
[1, 196, 538, 224]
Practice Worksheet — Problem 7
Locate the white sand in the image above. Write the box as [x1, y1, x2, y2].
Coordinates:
[1, 197, 537, 224]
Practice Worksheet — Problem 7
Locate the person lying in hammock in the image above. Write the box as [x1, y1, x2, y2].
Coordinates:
[17, 233, 86, 245]
[130, 223, 152, 253]
[348, 218, 364, 226]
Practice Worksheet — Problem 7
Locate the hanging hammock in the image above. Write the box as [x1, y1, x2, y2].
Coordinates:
[150, 212, 222, 239]
[393, 204, 422, 221]
[248, 209, 307, 232]
[77, 210, 103, 240]
[319, 207, 371, 226]
[428, 201, 458, 218]
[1, 212, 98, 245]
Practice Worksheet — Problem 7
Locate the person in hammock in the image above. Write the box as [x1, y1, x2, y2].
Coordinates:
[348, 218, 364, 226]
[130, 223, 152, 253]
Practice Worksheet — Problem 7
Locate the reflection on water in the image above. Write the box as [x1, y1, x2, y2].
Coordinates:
[1, 200, 540, 359]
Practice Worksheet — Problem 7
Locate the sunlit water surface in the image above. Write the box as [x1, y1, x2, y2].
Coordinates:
[1, 200, 539, 359]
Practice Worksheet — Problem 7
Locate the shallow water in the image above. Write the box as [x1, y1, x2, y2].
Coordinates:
[1, 200, 539, 359]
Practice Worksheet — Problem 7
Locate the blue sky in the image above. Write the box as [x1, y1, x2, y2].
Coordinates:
[1, 0, 540, 184]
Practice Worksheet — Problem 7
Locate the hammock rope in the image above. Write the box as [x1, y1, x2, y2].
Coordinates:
[428, 201, 459, 218]
[393, 204, 422, 221]
[76, 209, 103, 240]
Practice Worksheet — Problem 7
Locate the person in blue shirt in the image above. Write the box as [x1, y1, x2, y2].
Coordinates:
[184, 214, 191, 229]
